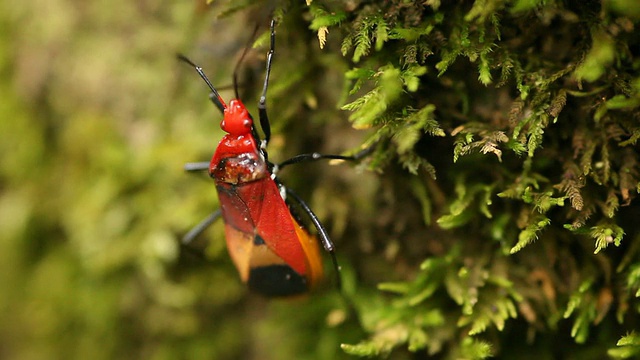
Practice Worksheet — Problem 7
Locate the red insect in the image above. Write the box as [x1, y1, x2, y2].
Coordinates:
[180, 20, 362, 297]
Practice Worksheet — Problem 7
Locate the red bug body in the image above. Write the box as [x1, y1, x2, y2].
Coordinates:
[180, 20, 349, 297]
[209, 99, 323, 296]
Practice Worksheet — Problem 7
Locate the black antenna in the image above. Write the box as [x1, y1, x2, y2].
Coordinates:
[232, 24, 261, 101]
[257, 19, 276, 145]
[177, 54, 227, 112]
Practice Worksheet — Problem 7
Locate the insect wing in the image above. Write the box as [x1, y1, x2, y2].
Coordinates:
[249, 179, 310, 276]
[216, 178, 312, 279]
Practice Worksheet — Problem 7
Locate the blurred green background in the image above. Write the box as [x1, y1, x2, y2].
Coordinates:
[0, 1, 376, 359]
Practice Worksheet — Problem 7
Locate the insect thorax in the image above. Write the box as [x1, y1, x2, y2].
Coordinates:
[210, 152, 268, 184]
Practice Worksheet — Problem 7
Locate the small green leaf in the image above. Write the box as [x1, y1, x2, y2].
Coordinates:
[459, 337, 493, 359]
[353, 19, 373, 62]
[591, 223, 624, 254]
[478, 49, 493, 85]
[510, 216, 550, 254]
[378, 282, 411, 294]
[401, 65, 428, 92]
[511, 0, 545, 13]
[407, 328, 428, 352]
[574, 31, 616, 82]
[374, 16, 389, 51]
[436, 51, 459, 76]
[341, 342, 380, 357]
[308, 7, 347, 30]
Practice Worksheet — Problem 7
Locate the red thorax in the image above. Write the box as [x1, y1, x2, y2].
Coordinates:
[210, 99, 268, 184]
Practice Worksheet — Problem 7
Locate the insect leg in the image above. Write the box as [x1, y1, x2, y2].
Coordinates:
[276, 144, 376, 171]
[257, 19, 276, 146]
[184, 162, 210, 172]
[182, 209, 222, 245]
[285, 187, 341, 290]
[233, 24, 260, 100]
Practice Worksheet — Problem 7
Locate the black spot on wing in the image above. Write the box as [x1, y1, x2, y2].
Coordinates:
[248, 265, 308, 297]
[253, 234, 265, 245]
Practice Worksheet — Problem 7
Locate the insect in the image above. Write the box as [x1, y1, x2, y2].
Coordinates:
[179, 20, 365, 297]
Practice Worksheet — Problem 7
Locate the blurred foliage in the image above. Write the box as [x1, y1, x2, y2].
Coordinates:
[1, 0, 640, 359]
